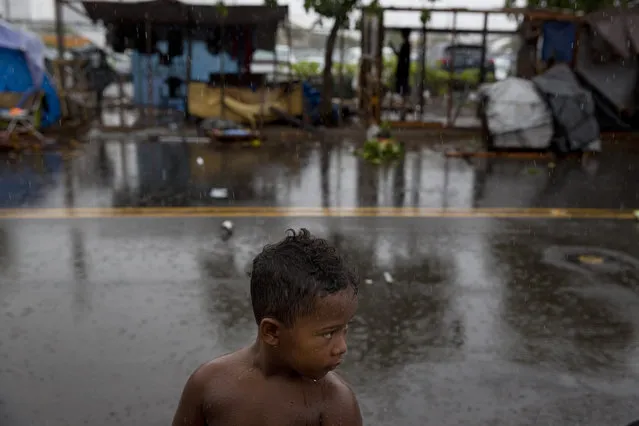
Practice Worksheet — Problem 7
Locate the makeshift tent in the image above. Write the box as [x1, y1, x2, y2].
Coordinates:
[0, 20, 61, 128]
[574, 7, 639, 130]
[532, 64, 601, 152]
[479, 78, 554, 150]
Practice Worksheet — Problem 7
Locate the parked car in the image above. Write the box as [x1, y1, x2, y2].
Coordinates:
[439, 44, 495, 75]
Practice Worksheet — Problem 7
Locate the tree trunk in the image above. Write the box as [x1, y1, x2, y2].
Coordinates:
[319, 18, 343, 126]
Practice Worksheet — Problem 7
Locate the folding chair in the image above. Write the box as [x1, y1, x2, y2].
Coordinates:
[0, 89, 45, 142]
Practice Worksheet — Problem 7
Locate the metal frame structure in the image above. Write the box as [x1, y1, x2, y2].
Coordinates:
[358, 6, 581, 128]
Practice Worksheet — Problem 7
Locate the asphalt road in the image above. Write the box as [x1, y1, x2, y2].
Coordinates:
[0, 140, 638, 425]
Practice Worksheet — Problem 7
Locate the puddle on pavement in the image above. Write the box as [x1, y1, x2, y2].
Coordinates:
[0, 139, 637, 210]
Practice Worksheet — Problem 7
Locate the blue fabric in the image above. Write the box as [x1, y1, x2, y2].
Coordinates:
[0, 20, 45, 86]
[542, 21, 576, 64]
[0, 47, 62, 128]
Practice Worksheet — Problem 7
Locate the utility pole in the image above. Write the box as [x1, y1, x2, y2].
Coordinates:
[54, 0, 65, 58]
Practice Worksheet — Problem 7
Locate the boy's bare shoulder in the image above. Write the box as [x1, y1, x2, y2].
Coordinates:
[321, 372, 362, 424]
[188, 349, 249, 392]
[323, 371, 357, 399]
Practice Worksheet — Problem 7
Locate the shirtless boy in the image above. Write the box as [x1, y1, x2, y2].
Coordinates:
[172, 228, 362, 426]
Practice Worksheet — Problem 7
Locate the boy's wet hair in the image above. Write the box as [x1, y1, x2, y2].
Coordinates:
[250, 228, 358, 326]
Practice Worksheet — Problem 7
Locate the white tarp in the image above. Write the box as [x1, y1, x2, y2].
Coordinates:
[479, 78, 554, 149]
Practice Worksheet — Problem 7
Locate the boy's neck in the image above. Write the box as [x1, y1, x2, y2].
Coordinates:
[249, 340, 307, 380]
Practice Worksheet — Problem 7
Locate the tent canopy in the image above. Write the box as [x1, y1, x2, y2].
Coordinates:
[584, 7, 639, 58]
[0, 20, 45, 87]
[0, 20, 61, 128]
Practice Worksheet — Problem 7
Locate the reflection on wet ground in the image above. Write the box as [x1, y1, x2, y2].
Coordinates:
[1, 218, 639, 425]
[1, 140, 639, 425]
[0, 139, 637, 209]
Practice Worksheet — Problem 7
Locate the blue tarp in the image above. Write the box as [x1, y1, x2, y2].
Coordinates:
[0, 20, 61, 128]
[542, 21, 576, 64]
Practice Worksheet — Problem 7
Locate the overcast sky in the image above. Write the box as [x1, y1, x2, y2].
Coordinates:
[20, 0, 519, 31]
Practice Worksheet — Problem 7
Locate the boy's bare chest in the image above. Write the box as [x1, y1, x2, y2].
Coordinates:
[206, 385, 335, 426]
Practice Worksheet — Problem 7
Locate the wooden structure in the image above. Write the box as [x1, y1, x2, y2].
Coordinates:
[50, 58, 97, 122]
[81, 0, 296, 128]
[359, 7, 570, 128]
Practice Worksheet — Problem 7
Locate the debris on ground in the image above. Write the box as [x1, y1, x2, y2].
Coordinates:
[221, 220, 233, 240]
[209, 188, 229, 198]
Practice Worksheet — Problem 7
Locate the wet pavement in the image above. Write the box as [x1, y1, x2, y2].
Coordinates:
[1, 139, 639, 425]
[0, 139, 638, 210]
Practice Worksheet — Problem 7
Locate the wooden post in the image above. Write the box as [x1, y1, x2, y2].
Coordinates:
[220, 23, 226, 120]
[337, 26, 345, 126]
[185, 18, 193, 119]
[570, 22, 581, 69]
[479, 12, 489, 84]
[375, 10, 383, 124]
[419, 23, 426, 121]
[54, 0, 65, 60]
[273, 28, 279, 85]
[286, 18, 293, 116]
[446, 10, 457, 127]
[145, 19, 153, 118]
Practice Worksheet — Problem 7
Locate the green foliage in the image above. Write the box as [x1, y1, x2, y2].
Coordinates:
[358, 137, 403, 164]
[382, 56, 495, 94]
[216, 1, 228, 17]
[420, 9, 431, 25]
[292, 61, 322, 78]
[293, 58, 495, 97]
[303, 0, 358, 20]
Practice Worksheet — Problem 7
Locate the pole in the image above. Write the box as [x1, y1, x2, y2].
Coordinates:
[220, 23, 226, 120]
[446, 10, 457, 127]
[337, 27, 345, 126]
[479, 12, 489, 84]
[418, 24, 426, 121]
[3, 0, 10, 20]
[286, 18, 293, 116]
[145, 19, 153, 117]
[54, 0, 65, 59]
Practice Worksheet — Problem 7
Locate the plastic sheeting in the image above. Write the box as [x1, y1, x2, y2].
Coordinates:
[0, 20, 45, 87]
[0, 47, 62, 128]
[533, 64, 601, 152]
[479, 78, 554, 149]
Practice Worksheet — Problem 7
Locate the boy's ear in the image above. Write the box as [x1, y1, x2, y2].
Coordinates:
[259, 317, 282, 347]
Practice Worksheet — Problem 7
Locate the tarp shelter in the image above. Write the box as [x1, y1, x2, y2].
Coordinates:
[532, 63, 601, 152]
[574, 7, 639, 130]
[479, 78, 554, 150]
[0, 20, 61, 128]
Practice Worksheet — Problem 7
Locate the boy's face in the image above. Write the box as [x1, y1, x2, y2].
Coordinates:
[281, 288, 358, 380]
